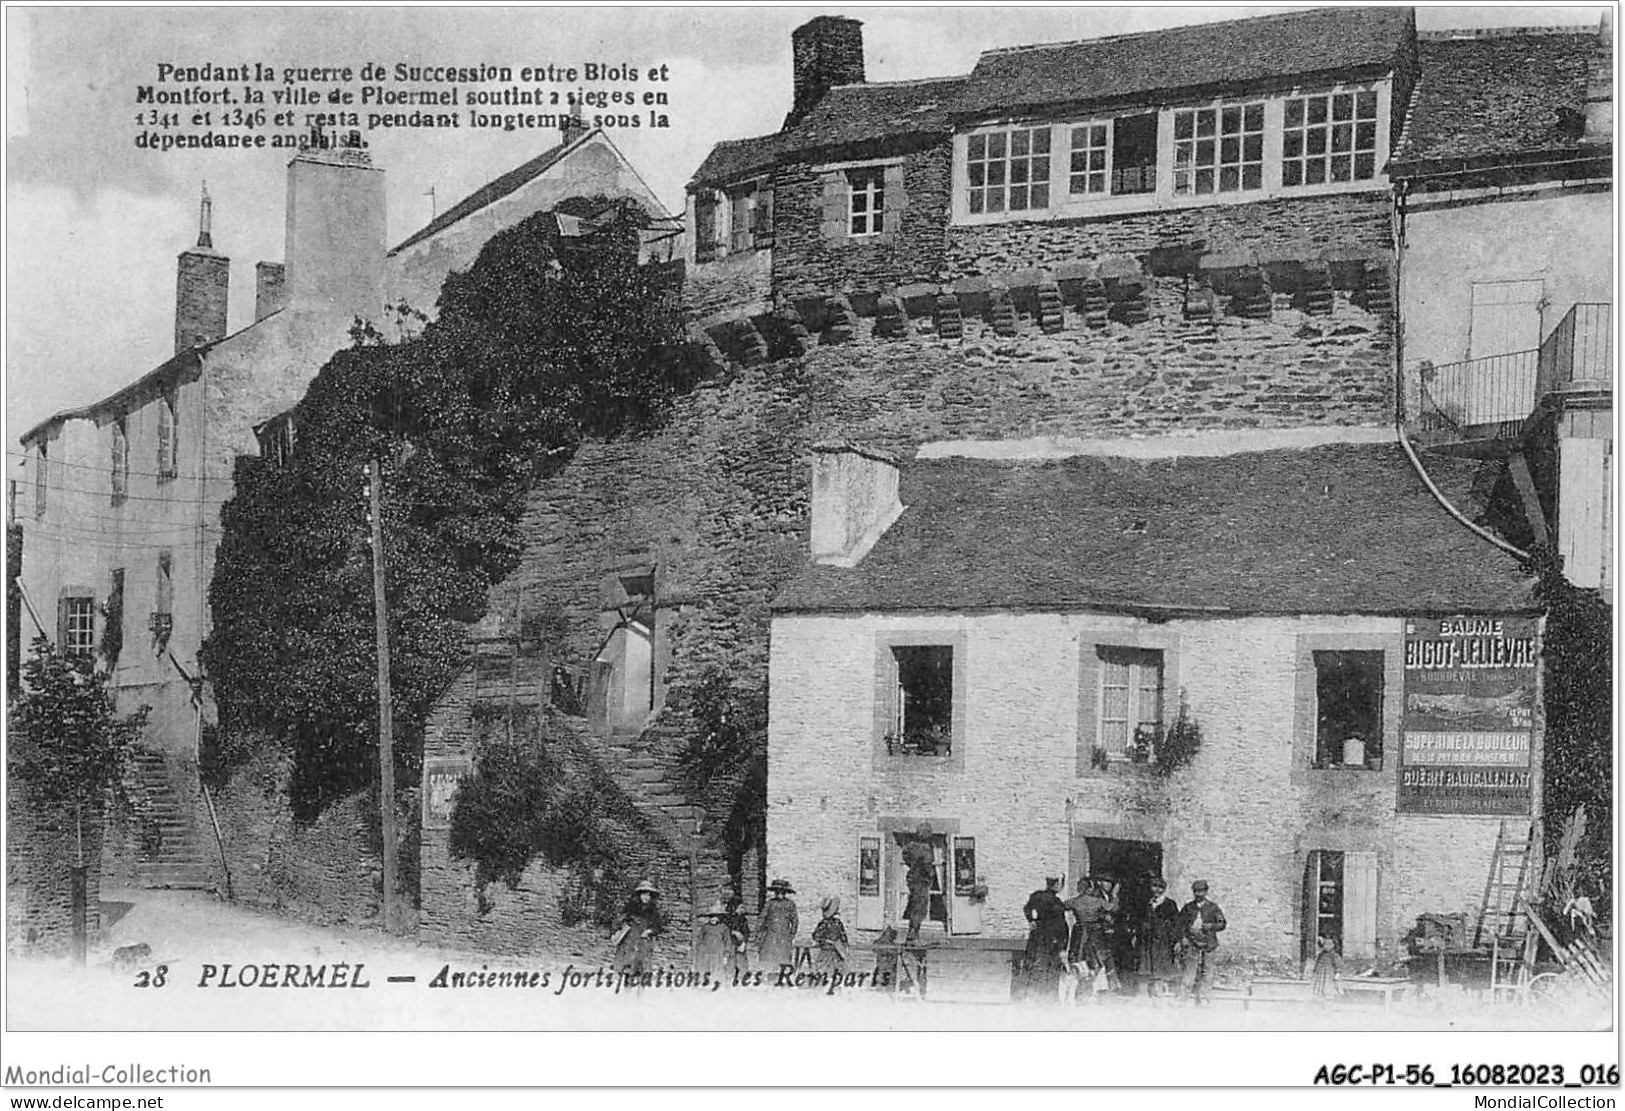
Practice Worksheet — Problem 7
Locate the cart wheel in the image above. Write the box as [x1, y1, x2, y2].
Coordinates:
[1525, 971, 1564, 1004]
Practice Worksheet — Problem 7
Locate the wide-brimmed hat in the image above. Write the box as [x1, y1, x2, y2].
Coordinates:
[821, 895, 841, 916]
[768, 878, 796, 894]
[634, 879, 659, 896]
[704, 900, 727, 918]
[1191, 880, 1210, 894]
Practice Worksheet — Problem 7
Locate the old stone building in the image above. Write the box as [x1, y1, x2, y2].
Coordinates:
[767, 435, 1537, 966]
[688, 8, 1414, 335]
[11, 123, 680, 933]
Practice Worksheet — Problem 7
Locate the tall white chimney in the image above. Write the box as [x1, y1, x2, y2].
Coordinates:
[810, 441, 902, 566]
[284, 133, 386, 325]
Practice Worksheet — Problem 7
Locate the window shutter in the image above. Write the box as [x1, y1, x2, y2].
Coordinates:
[157, 397, 175, 477]
[1301, 851, 1320, 966]
[950, 835, 981, 934]
[1343, 851, 1379, 959]
[56, 597, 68, 650]
[752, 188, 774, 244]
[1076, 640, 1101, 774]
[856, 835, 883, 930]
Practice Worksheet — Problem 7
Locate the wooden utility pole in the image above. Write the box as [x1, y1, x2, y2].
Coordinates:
[367, 460, 399, 935]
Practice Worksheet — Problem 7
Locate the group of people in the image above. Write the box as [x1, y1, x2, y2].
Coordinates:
[1022, 874, 1227, 1003]
[613, 877, 852, 984]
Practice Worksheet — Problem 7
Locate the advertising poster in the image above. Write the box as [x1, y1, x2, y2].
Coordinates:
[1400, 615, 1539, 816]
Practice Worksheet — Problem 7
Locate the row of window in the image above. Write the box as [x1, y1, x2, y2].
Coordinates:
[966, 90, 1381, 216]
[33, 392, 179, 517]
[886, 643, 1385, 771]
[695, 85, 1384, 256]
[57, 554, 173, 658]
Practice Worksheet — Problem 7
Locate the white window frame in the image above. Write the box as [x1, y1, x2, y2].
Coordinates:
[1068, 121, 1111, 198]
[1173, 100, 1266, 197]
[951, 79, 1390, 226]
[1282, 88, 1381, 188]
[1096, 646, 1165, 761]
[848, 168, 886, 237]
[62, 595, 96, 655]
[966, 124, 1052, 216]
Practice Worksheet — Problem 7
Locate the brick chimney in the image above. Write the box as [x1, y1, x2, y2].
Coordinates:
[785, 16, 865, 130]
[254, 261, 286, 321]
[810, 441, 901, 566]
[284, 130, 386, 324]
[174, 184, 230, 353]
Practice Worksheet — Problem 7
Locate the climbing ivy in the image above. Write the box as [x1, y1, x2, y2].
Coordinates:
[447, 716, 623, 913]
[203, 199, 703, 821]
[1523, 544, 1612, 901]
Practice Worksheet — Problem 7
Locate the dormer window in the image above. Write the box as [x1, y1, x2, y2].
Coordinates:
[955, 82, 1387, 224]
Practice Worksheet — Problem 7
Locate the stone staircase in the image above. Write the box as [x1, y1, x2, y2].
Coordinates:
[469, 642, 733, 914]
[129, 750, 213, 890]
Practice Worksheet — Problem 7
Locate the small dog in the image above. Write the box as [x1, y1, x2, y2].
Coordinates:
[111, 943, 152, 971]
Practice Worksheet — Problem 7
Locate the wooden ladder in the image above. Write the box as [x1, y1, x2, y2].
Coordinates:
[1475, 820, 1534, 949]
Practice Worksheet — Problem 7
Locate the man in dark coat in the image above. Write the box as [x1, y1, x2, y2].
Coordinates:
[1064, 878, 1115, 985]
[1022, 876, 1069, 1001]
[722, 889, 752, 973]
[1178, 879, 1227, 1004]
[1139, 877, 1182, 996]
[901, 823, 936, 943]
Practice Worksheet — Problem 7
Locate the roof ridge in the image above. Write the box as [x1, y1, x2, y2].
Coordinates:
[826, 75, 965, 91]
[978, 6, 1380, 59]
[1418, 25, 1599, 41]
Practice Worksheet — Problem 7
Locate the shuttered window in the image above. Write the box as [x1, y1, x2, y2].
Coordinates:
[110, 417, 129, 502]
[157, 392, 178, 480]
[1302, 849, 1379, 961]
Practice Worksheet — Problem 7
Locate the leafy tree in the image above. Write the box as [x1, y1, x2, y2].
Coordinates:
[204, 200, 702, 821]
[1524, 545, 1612, 901]
[11, 637, 149, 957]
[674, 669, 768, 890]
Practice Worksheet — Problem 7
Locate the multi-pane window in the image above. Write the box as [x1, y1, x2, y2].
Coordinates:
[110, 416, 129, 502]
[1069, 123, 1109, 196]
[1098, 646, 1164, 759]
[1284, 91, 1379, 187]
[61, 596, 95, 656]
[34, 442, 47, 518]
[967, 126, 1051, 214]
[848, 170, 885, 236]
[157, 392, 178, 480]
[1173, 102, 1264, 195]
[1313, 650, 1384, 768]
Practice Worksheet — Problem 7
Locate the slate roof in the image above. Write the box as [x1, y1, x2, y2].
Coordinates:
[1391, 34, 1603, 171]
[787, 77, 967, 151]
[949, 7, 1415, 119]
[690, 133, 788, 190]
[391, 130, 592, 256]
[773, 443, 1533, 616]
